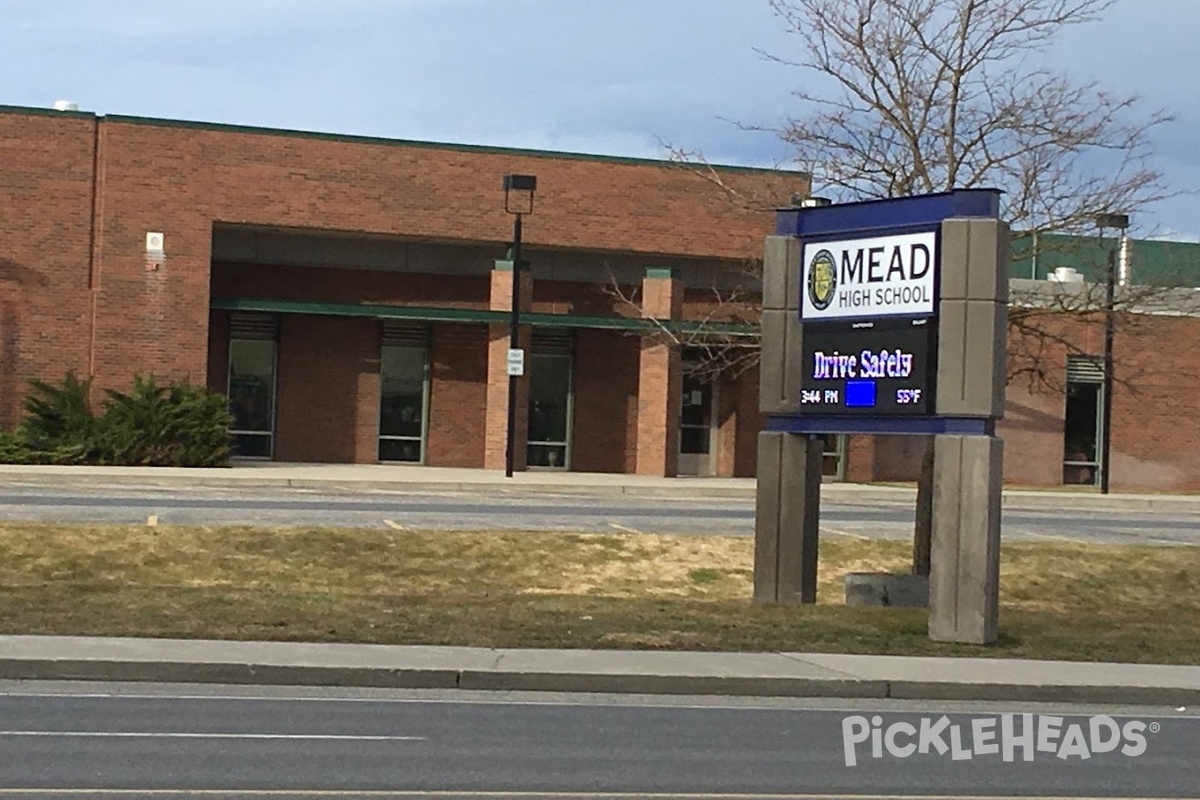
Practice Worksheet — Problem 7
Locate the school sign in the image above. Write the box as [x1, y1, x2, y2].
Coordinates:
[802, 231, 937, 320]
[755, 189, 1009, 646]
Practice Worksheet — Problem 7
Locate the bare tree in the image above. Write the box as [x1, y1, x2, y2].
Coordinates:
[602, 263, 763, 384]
[670, 0, 1181, 575]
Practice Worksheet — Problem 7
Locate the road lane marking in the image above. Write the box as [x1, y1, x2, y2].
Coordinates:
[1010, 529, 1072, 542]
[383, 519, 405, 530]
[0, 791, 1181, 799]
[0, 731, 424, 741]
[1, 691, 1191, 719]
[818, 526, 868, 540]
[607, 522, 642, 534]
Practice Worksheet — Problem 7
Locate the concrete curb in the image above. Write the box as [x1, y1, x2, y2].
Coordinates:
[1, 658, 1196, 706]
[3, 469, 1198, 511]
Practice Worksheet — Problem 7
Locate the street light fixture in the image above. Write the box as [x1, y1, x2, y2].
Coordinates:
[502, 174, 537, 478]
[1094, 212, 1129, 495]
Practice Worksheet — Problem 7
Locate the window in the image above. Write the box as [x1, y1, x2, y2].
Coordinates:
[378, 322, 429, 463]
[527, 329, 573, 469]
[227, 313, 278, 459]
[822, 434, 846, 480]
[1063, 358, 1105, 486]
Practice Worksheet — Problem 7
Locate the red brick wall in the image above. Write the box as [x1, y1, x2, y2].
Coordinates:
[426, 323, 488, 467]
[733, 365, 765, 477]
[571, 329, 640, 473]
[274, 315, 380, 463]
[211, 263, 490, 309]
[532, 280, 630, 317]
[1, 108, 797, 421]
[0, 112, 97, 427]
[1108, 315, 1200, 490]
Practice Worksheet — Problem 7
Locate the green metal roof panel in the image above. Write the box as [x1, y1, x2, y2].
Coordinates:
[210, 298, 760, 336]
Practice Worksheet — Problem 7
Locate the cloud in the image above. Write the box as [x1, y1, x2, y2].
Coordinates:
[2, 0, 1196, 236]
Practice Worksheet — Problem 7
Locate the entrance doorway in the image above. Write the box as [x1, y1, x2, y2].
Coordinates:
[1063, 357, 1105, 486]
[378, 322, 430, 464]
[679, 372, 718, 476]
[527, 329, 574, 470]
[227, 312, 278, 459]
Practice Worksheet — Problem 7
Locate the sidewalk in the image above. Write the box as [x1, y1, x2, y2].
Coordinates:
[1, 462, 1198, 512]
[1, 635, 1197, 707]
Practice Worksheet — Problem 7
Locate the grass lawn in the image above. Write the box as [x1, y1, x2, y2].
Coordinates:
[0, 522, 1197, 664]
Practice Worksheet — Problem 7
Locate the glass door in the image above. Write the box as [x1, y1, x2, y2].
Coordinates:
[527, 329, 574, 469]
[379, 322, 430, 463]
[679, 374, 716, 476]
[1063, 361, 1104, 486]
[227, 313, 278, 459]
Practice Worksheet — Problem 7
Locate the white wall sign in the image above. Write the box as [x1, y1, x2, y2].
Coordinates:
[506, 348, 525, 377]
[800, 231, 938, 321]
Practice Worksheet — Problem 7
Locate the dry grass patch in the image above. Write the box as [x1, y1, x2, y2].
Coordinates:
[1, 522, 1199, 663]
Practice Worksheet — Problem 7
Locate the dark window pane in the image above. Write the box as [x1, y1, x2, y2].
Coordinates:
[228, 339, 275, 433]
[680, 381, 712, 427]
[232, 433, 272, 459]
[528, 443, 567, 469]
[379, 438, 422, 463]
[1063, 382, 1101, 463]
[681, 426, 710, 455]
[380, 346, 426, 439]
[529, 354, 571, 444]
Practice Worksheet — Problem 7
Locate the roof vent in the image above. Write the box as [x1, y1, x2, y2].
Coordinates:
[1049, 267, 1085, 283]
[53, 100, 80, 112]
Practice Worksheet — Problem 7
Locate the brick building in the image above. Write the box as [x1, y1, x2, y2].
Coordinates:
[3, 105, 1199, 489]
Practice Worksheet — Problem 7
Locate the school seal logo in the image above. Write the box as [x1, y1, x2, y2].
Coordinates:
[807, 249, 837, 311]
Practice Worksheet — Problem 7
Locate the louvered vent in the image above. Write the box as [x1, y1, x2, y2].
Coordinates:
[229, 312, 278, 340]
[382, 320, 429, 348]
[1066, 357, 1105, 384]
[532, 328, 573, 355]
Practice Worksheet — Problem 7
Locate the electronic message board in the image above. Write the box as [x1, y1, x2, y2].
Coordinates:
[799, 316, 936, 416]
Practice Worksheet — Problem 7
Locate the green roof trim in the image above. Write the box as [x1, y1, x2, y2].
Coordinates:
[645, 267, 678, 280]
[0, 104, 94, 120]
[0, 105, 799, 176]
[211, 297, 759, 336]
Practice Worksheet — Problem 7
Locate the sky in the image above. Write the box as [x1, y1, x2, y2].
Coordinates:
[2, 0, 1196, 240]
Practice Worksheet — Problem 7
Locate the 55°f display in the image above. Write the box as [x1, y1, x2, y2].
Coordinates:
[800, 317, 936, 416]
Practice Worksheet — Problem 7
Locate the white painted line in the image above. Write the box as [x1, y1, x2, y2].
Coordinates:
[818, 526, 868, 540]
[608, 522, 642, 534]
[382, 519, 405, 530]
[0, 731, 424, 741]
[1013, 529, 1073, 542]
[0, 691, 1191, 719]
[0, 790, 1180, 799]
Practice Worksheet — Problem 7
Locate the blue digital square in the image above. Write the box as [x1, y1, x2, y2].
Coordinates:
[844, 380, 877, 408]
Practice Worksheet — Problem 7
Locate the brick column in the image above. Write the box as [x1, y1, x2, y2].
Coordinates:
[635, 268, 684, 477]
[484, 260, 533, 471]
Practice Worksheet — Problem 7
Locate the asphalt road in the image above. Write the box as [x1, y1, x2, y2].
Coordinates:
[0, 682, 1195, 798]
[0, 483, 1196, 544]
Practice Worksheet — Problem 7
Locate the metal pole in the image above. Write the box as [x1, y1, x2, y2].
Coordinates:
[504, 213, 523, 478]
[1100, 238, 1116, 495]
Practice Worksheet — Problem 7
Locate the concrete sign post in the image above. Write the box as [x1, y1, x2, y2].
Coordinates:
[755, 190, 1008, 645]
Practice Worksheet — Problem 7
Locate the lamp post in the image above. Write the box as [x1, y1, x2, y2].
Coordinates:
[502, 174, 537, 478]
[1094, 212, 1129, 495]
